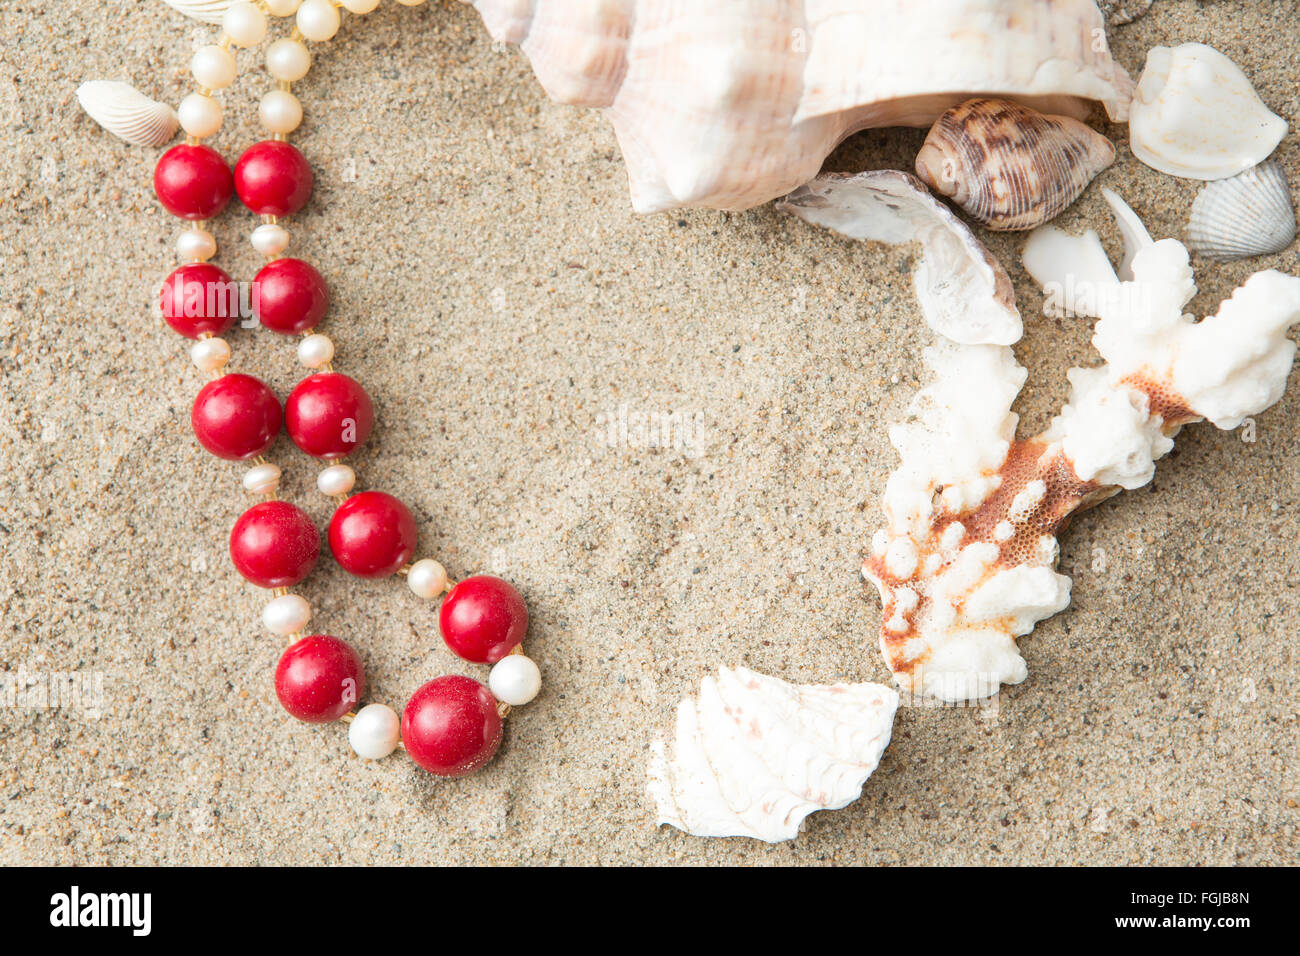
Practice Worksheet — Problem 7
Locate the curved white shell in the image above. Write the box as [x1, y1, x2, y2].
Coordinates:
[1129, 43, 1287, 180]
[1186, 161, 1296, 262]
[159, 0, 233, 24]
[779, 170, 1022, 345]
[462, 0, 1133, 212]
[76, 81, 179, 148]
[647, 666, 898, 842]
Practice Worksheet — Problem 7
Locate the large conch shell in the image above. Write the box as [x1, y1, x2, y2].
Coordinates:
[460, 0, 1133, 212]
[159, 0, 232, 24]
[648, 665, 898, 842]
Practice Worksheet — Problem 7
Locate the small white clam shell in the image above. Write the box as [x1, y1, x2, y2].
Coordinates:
[76, 81, 178, 147]
[647, 665, 898, 842]
[1186, 161, 1296, 262]
[1129, 43, 1287, 180]
[159, 0, 233, 24]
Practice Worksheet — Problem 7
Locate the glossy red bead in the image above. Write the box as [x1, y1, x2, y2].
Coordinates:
[275, 635, 364, 723]
[191, 373, 282, 461]
[328, 491, 416, 578]
[439, 575, 528, 664]
[234, 140, 314, 217]
[154, 143, 234, 221]
[160, 263, 239, 339]
[401, 675, 501, 777]
[252, 258, 329, 334]
[285, 372, 374, 459]
[229, 500, 320, 588]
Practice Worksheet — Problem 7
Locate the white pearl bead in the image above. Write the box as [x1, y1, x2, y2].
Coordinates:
[266, 38, 312, 82]
[250, 223, 289, 257]
[407, 559, 449, 599]
[489, 655, 541, 706]
[264, 0, 301, 16]
[190, 336, 231, 372]
[348, 703, 400, 760]
[242, 462, 282, 495]
[223, 1, 268, 47]
[341, 0, 381, 12]
[177, 228, 216, 262]
[177, 92, 222, 138]
[262, 594, 311, 635]
[259, 89, 302, 135]
[296, 0, 340, 41]
[192, 45, 237, 91]
[297, 333, 334, 368]
[396, 0, 428, 6]
[317, 464, 355, 497]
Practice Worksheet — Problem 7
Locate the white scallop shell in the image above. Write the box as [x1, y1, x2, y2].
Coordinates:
[1129, 43, 1287, 180]
[76, 81, 179, 148]
[1186, 161, 1296, 262]
[159, 0, 233, 24]
[647, 665, 898, 842]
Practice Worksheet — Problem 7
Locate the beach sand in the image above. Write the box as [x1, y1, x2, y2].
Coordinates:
[0, 0, 1296, 864]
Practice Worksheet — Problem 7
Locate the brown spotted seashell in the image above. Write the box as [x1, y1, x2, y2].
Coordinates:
[915, 97, 1116, 231]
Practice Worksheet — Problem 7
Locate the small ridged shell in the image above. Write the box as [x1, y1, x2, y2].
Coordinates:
[76, 81, 178, 148]
[159, 0, 233, 23]
[647, 665, 898, 842]
[1186, 161, 1296, 262]
[915, 97, 1115, 231]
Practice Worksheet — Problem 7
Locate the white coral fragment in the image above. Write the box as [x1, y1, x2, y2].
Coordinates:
[647, 666, 898, 843]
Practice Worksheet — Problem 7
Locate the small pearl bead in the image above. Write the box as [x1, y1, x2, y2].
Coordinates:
[396, 0, 428, 6]
[296, 0, 340, 41]
[297, 333, 334, 368]
[190, 336, 231, 372]
[489, 654, 541, 706]
[262, 593, 311, 635]
[348, 703, 400, 760]
[242, 462, 282, 495]
[192, 45, 237, 90]
[177, 227, 217, 262]
[266, 38, 312, 82]
[264, 0, 301, 16]
[223, 1, 268, 47]
[341, 0, 381, 12]
[177, 92, 222, 139]
[259, 89, 302, 135]
[250, 223, 289, 257]
[407, 559, 449, 599]
[316, 464, 355, 497]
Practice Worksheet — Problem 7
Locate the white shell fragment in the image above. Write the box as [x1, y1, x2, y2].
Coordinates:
[76, 81, 178, 148]
[779, 171, 1022, 345]
[460, 0, 1133, 212]
[647, 666, 898, 843]
[159, 0, 234, 24]
[1186, 161, 1296, 262]
[1128, 43, 1287, 180]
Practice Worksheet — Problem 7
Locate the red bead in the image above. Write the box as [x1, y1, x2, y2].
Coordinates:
[154, 143, 234, 220]
[275, 635, 364, 723]
[234, 140, 314, 217]
[401, 676, 501, 777]
[229, 500, 320, 588]
[160, 263, 239, 339]
[439, 575, 528, 664]
[191, 373, 282, 461]
[252, 258, 329, 334]
[328, 491, 416, 578]
[285, 372, 373, 459]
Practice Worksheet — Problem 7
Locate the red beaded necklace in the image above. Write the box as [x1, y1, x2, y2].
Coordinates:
[148, 0, 540, 777]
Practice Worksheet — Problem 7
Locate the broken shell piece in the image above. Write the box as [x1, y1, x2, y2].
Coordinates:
[1101, 187, 1153, 281]
[779, 171, 1022, 345]
[1186, 161, 1296, 262]
[76, 81, 179, 148]
[647, 665, 898, 842]
[1129, 43, 1287, 180]
[915, 98, 1115, 231]
[159, 0, 232, 24]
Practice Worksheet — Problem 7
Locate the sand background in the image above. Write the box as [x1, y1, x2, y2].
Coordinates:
[0, 0, 1296, 865]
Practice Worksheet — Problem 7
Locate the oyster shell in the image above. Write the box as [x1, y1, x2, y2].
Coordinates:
[915, 97, 1116, 230]
[76, 81, 179, 148]
[647, 665, 898, 842]
[1128, 42, 1287, 180]
[1186, 161, 1296, 262]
